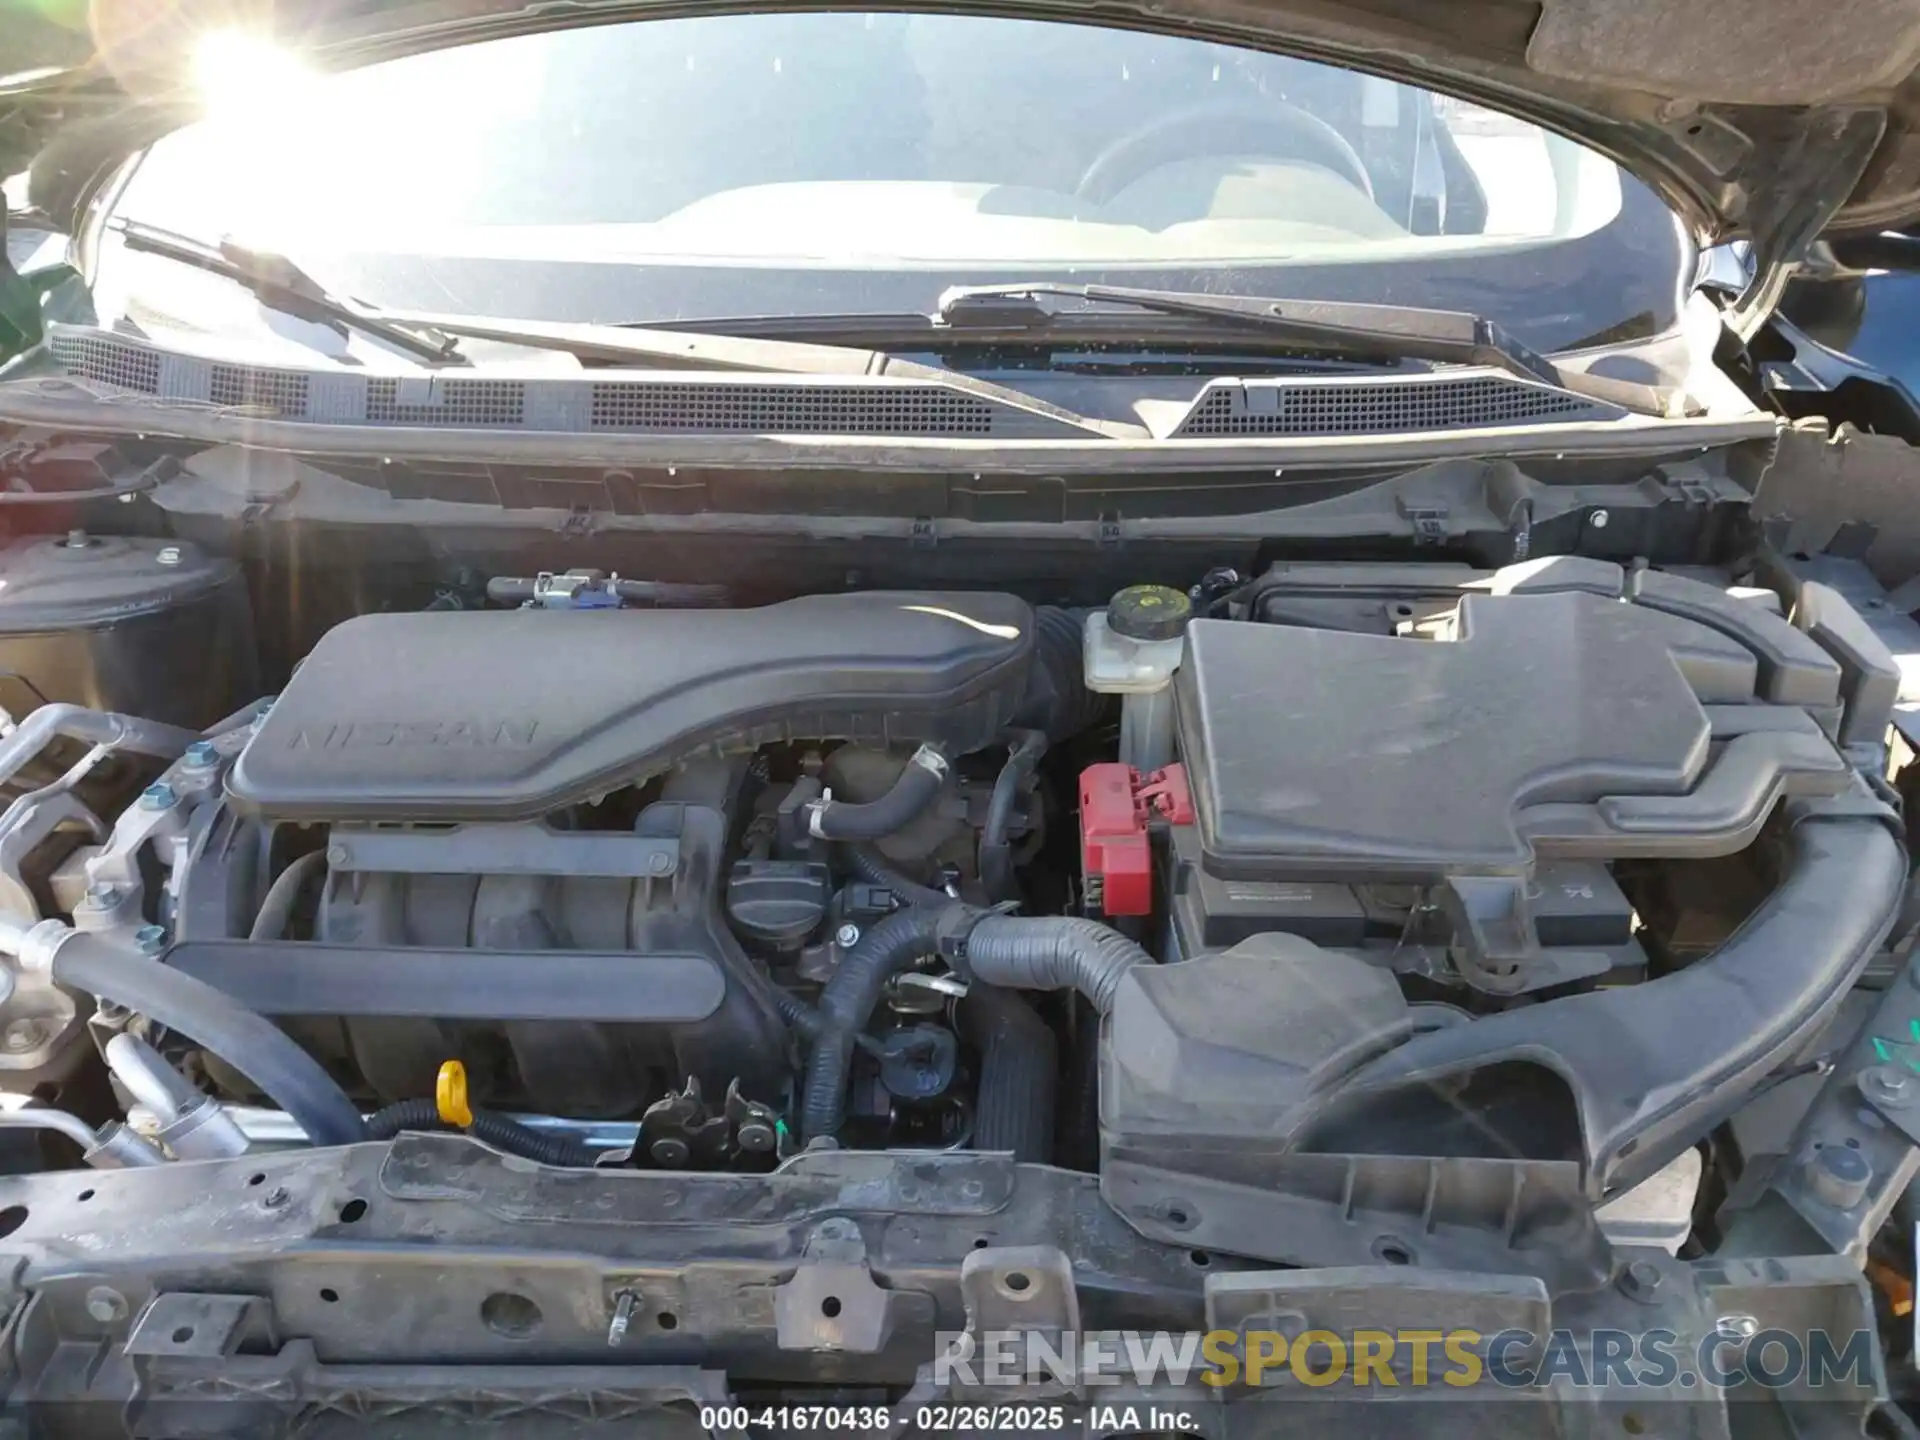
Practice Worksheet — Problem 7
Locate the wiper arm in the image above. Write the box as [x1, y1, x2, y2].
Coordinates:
[112, 219, 466, 365]
[104, 221, 1120, 433]
[112, 220, 900, 375]
[936, 282, 1651, 408]
[111, 220, 935, 377]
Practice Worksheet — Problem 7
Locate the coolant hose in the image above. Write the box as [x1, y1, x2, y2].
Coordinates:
[964, 915, 1149, 1014]
[807, 745, 949, 842]
[49, 934, 366, 1147]
[980, 730, 1047, 901]
[800, 904, 969, 1141]
[364, 1097, 600, 1167]
[843, 844, 953, 909]
[962, 985, 1056, 1163]
[249, 850, 328, 941]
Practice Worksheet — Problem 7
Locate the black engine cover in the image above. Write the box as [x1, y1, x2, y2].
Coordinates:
[229, 591, 1033, 821]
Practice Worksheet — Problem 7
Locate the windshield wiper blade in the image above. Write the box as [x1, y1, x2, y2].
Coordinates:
[104, 221, 1121, 434]
[111, 220, 933, 376]
[616, 307, 1408, 364]
[112, 219, 466, 365]
[937, 282, 1640, 403]
[112, 219, 899, 377]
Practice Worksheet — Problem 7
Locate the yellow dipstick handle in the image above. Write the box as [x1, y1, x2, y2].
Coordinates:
[436, 1059, 473, 1127]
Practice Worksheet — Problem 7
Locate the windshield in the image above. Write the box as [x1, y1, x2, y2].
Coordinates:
[103, 11, 1686, 352]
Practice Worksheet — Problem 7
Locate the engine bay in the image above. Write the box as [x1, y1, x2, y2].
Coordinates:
[0, 529, 1906, 1303]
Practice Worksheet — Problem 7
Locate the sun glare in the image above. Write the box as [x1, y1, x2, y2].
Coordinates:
[191, 31, 319, 123]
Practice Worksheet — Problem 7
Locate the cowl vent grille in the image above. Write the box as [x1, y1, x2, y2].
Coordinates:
[44, 326, 1038, 436]
[43, 327, 1625, 441]
[1174, 371, 1615, 437]
[588, 382, 993, 434]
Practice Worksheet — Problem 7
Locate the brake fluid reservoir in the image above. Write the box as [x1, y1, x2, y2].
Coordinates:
[1084, 584, 1191, 773]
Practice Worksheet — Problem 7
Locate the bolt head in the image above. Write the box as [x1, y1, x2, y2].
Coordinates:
[3, 1018, 43, 1052]
[1715, 1313, 1760, 1340]
[82, 884, 120, 910]
[1808, 1143, 1872, 1209]
[183, 741, 220, 769]
[651, 1137, 690, 1167]
[1618, 1258, 1663, 1303]
[738, 1122, 776, 1151]
[134, 925, 167, 956]
[835, 923, 862, 948]
[139, 782, 176, 811]
[155, 546, 182, 567]
[1861, 1065, 1914, 1107]
[647, 851, 673, 875]
[1590, 509, 1610, 529]
[84, 1286, 128, 1324]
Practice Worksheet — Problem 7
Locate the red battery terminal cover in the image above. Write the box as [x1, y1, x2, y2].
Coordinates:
[1078, 762, 1194, 916]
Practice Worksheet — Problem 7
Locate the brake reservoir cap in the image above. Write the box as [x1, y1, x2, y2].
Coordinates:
[1107, 584, 1192, 642]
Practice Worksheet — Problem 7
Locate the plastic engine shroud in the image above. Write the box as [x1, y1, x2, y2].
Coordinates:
[228, 591, 1034, 822]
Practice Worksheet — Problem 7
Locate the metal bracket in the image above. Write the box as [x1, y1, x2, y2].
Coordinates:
[1722, 936, 1920, 1257]
[951, 1246, 1081, 1398]
[959, 1246, 1078, 1335]
[0, 789, 103, 921]
[1205, 1266, 1550, 1389]
[125, 1293, 272, 1360]
[772, 1219, 902, 1354]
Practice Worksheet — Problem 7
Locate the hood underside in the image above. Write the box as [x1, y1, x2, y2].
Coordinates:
[6, 0, 1920, 271]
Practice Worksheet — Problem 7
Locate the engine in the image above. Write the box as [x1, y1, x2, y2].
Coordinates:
[0, 546, 1904, 1275]
[192, 590, 1057, 1135]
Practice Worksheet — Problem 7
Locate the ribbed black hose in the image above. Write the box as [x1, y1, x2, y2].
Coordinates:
[771, 985, 824, 1039]
[365, 1097, 439, 1139]
[843, 844, 952, 909]
[50, 934, 366, 1147]
[249, 850, 327, 941]
[1023, 607, 1108, 741]
[364, 1097, 599, 1167]
[979, 730, 1047, 901]
[801, 904, 964, 1141]
[810, 754, 946, 842]
[962, 985, 1056, 1163]
[964, 915, 1148, 1014]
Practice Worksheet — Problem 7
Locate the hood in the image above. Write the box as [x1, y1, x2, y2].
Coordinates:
[5, 0, 1920, 287]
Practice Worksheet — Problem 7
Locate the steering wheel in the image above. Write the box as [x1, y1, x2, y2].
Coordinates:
[1075, 101, 1375, 206]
